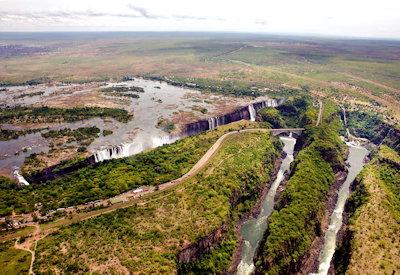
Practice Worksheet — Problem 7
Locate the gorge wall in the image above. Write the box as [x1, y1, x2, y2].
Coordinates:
[185, 99, 283, 136]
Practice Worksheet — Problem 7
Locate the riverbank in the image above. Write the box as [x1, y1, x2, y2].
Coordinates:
[297, 169, 347, 274]
[228, 151, 285, 274]
[233, 136, 297, 275]
[333, 146, 400, 274]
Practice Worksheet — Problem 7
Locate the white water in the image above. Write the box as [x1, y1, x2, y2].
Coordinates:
[208, 117, 219, 130]
[92, 98, 280, 162]
[13, 169, 30, 186]
[248, 104, 256, 122]
[236, 136, 297, 275]
[93, 135, 178, 162]
[313, 143, 369, 275]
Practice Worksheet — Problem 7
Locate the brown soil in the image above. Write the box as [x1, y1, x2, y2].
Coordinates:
[38, 90, 128, 110]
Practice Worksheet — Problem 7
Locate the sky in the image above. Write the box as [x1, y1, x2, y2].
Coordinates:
[0, 0, 400, 38]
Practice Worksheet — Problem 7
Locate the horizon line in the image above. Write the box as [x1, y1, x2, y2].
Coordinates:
[1, 30, 400, 41]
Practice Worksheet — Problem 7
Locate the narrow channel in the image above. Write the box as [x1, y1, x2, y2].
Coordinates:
[314, 143, 369, 275]
[236, 135, 297, 275]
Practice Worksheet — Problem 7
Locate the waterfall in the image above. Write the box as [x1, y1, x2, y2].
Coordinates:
[93, 135, 179, 163]
[151, 135, 178, 148]
[248, 104, 256, 122]
[342, 108, 351, 138]
[342, 108, 348, 127]
[93, 143, 135, 162]
[190, 98, 282, 134]
[13, 170, 30, 186]
[208, 117, 219, 130]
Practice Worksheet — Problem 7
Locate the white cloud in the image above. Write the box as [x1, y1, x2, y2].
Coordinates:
[0, 0, 399, 38]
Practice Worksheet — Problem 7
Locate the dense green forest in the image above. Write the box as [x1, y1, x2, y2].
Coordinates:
[0, 127, 43, 141]
[346, 110, 400, 152]
[0, 122, 257, 216]
[254, 101, 346, 274]
[259, 97, 314, 128]
[41, 126, 100, 142]
[0, 106, 131, 124]
[33, 131, 278, 273]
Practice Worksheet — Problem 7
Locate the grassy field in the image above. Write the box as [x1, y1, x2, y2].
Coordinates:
[32, 130, 278, 273]
[0, 241, 31, 274]
[1, 33, 399, 118]
[342, 146, 400, 274]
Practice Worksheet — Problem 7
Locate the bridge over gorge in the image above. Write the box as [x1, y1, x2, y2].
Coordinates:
[270, 128, 305, 136]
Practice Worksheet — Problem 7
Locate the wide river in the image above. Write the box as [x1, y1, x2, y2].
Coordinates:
[236, 135, 297, 275]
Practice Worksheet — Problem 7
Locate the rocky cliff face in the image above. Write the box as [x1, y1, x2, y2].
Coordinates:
[177, 223, 229, 264]
[26, 156, 96, 183]
[27, 98, 284, 184]
[184, 99, 283, 136]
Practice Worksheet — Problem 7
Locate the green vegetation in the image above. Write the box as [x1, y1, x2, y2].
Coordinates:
[192, 106, 208, 114]
[0, 121, 259, 216]
[0, 128, 43, 141]
[156, 118, 176, 133]
[42, 126, 100, 142]
[0, 34, 399, 119]
[0, 106, 131, 124]
[276, 97, 315, 127]
[146, 75, 264, 98]
[0, 128, 27, 141]
[102, 129, 113, 136]
[100, 86, 144, 98]
[0, 241, 31, 275]
[347, 110, 399, 152]
[334, 146, 400, 274]
[259, 108, 285, 128]
[101, 86, 144, 94]
[33, 130, 278, 273]
[21, 154, 47, 177]
[259, 97, 316, 128]
[255, 100, 346, 274]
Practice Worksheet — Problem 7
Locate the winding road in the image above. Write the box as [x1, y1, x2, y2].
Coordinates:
[3, 128, 304, 245]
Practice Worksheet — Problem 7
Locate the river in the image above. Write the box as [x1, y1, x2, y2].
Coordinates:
[314, 142, 369, 275]
[236, 135, 297, 275]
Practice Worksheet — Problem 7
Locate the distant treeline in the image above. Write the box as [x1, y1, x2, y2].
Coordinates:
[144, 75, 303, 98]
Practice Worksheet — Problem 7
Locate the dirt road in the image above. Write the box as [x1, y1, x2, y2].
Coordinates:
[2, 128, 304, 244]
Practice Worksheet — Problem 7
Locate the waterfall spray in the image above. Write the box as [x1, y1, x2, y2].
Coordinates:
[13, 170, 30, 186]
